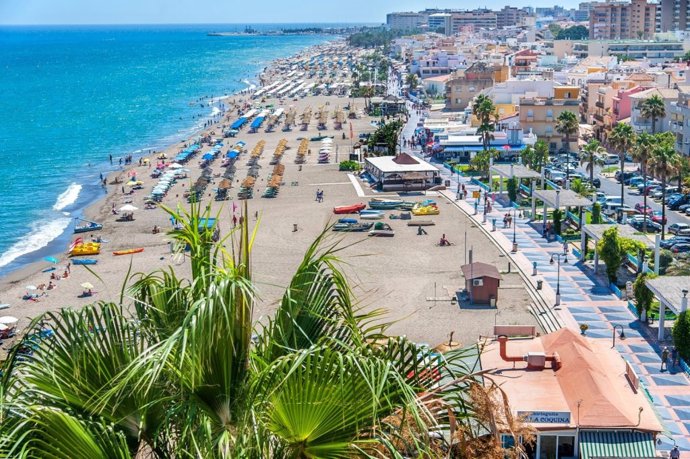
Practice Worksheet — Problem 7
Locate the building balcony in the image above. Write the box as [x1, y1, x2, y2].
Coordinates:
[593, 113, 605, 122]
[595, 101, 605, 109]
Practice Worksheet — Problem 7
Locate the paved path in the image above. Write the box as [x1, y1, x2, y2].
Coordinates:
[400, 117, 690, 455]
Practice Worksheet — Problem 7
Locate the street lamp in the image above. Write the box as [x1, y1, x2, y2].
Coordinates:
[612, 324, 626, 347]
[550, 252, 568, 307]
[512, 207, 519, 253]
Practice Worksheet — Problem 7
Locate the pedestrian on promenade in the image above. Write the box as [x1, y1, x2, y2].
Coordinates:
[661, 347, 670, 372]
[671, 346, 679, 371]
[670, 445, 680, 459]
[315, 189, 320, 201]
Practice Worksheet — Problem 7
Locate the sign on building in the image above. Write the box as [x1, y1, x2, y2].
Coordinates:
[517, 411, 571, 424]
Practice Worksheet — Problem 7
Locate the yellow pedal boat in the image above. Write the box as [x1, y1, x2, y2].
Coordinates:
[70, 242, 101, 256]
[411, 204, 440, 216]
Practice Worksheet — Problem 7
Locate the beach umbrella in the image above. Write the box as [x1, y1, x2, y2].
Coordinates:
[169, 163, 183, 169]
[0, 316, 18, 325]
[80, 282, 94, 289]
[0, 323, 8, 331]
[25, 285, 37, 291]
[44, 256, 59, 264]
[119, 204, 138, 212]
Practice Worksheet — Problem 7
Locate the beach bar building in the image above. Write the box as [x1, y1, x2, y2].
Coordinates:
[364, 153, 440, 191]
[480, 328, 662, 459]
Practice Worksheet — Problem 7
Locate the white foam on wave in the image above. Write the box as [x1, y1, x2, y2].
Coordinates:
[210, 106, 221, 117]
[0, 217, 71, 268]
[52, 182, 82, 211]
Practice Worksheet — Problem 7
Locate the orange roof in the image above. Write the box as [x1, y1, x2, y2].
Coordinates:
[481, 328, 662, 432]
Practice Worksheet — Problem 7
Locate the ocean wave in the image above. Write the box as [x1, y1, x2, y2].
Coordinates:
[210, 106, 221, 117]
[52, 183, 82, 211]
[0, 217, 71, 268]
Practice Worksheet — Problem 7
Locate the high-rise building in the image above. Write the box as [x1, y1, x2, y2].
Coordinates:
[589, 0, 658, 39]
[428, 13, 452, 34]
[497, 6, 528, 28]
[450, 9, 497, 33]
[386, 12, 427, 30]
[658, 0, 690, 31]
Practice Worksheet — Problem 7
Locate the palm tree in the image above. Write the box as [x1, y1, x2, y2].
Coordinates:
[579, 139, 607, 188]
[649, 133, 682, 239]
[640, 94, 666, 134]
[0, 204, 529, 458]
[405, 73, 419, 92]
[556, 110, 579, 184]
[608, 122, 636, 210]
[633, 132, 654, 232]
[473, 95, 497, 154]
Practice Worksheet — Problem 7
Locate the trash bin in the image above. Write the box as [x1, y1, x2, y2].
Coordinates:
[536, 280, 543, 290]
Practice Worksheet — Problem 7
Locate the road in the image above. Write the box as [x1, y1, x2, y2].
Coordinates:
[584, 165, 690, 228]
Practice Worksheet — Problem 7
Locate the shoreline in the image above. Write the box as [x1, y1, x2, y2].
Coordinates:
[0, 38, 334, 279]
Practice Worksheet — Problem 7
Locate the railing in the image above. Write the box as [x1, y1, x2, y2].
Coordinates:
[471, 178, 491, 192]
[610, 283, 623, 299]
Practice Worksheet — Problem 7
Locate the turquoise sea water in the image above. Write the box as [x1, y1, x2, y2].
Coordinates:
[0, 24, 334, 274]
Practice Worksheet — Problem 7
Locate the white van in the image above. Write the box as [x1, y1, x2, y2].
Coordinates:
[604, 154, 619, 165]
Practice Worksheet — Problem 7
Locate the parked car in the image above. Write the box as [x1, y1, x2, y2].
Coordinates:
[604, 154, 619, 165]
[678, 204, 690, 213]
[660, 236, 690, 249]
[629, 218, 662, 233]
[668, 223, 690, 235]
[671, 243, 690, 253]
[617, 171, 637, 183]
[669, 194, 690, 210]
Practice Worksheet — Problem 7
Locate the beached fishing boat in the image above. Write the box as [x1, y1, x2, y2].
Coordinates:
[337, 218, 358, 224]
[368, 222, 394, 237]
[332, 222, 373, 232]
[113, 248, 144, 256]
[69, 243, 101, 257]
[333, 203, 366, 214]
[359, 212, 384, 220]
[74, 219, 103, 234]
[368, 199, 403, 210]
[72, 259, 98, 265]
[398, 201, 416, 211]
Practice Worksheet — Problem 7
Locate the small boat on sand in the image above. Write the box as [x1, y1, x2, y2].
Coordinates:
[332, 222, 373, 232]
[369, 222, 394, 237]
[369, 198, 403, 210]
[333, 203, 366, 214]
[412, 203, 440, 216]
[113, 248, 144, 256]
[74, 218, 103, 234]
[72, 259, 98, 265]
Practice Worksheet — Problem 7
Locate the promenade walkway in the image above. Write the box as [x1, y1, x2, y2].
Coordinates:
[398, 107, 690, 454]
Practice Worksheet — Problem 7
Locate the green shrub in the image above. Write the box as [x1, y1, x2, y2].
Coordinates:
[339, 160, 361, 171]
[591, 202, 602, 224]
[507, 177, 518, 203]
[673, 310, 690, 361]
[633, 272, 656, 318]
[553, 209, 562, 235]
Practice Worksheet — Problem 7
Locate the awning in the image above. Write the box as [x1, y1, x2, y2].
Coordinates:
[579, 431, 656, 459]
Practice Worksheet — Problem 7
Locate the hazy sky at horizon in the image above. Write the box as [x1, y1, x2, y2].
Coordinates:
[1, 0, 578, 25]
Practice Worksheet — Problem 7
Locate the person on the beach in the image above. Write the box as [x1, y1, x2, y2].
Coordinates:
[661, 347, 670, 371]
[232, 215, 237, 227]
[671, 445, 680, 458]
[66, 262, 71, 274]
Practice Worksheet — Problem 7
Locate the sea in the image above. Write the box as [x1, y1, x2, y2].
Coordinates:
[0, 24, 351, 275]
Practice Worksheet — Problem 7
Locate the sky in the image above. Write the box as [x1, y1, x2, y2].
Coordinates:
[0, 0, 577, 25]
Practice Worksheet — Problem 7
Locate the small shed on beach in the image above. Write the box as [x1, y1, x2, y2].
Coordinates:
[461, 262, 501, 305]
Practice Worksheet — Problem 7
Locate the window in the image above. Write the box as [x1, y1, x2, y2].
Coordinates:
[537, 434, 575, 459]
[527, 109, 534, 117]
[546, 109, 554, 118]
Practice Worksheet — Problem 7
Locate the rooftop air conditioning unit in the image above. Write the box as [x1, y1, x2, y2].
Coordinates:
[472, 279, 483, 286]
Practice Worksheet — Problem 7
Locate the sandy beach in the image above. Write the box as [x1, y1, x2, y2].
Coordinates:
[0, 41, 536, 351]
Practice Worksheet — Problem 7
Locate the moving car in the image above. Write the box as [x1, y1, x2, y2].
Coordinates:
[650, 211, 667, 225]
[635, 203, 653, 214]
